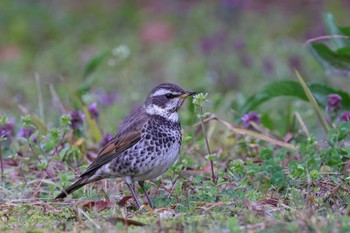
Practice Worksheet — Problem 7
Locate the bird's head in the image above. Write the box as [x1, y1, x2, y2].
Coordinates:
[144, 83, 196, 121]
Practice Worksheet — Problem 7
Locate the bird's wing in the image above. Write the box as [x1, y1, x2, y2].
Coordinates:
[80, 107, 148, 177]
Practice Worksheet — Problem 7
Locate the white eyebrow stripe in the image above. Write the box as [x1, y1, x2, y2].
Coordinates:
[151, 89, 169, 97]
[151, 89, 180, 97]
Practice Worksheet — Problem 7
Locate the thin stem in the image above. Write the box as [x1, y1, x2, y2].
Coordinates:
[19, 160, 28, 185]
[199, 106, 216, 185]
[167, 176, 179, 198]
[35, 73, 45, 124]
[295, 70, 330, 134]
[0, 142, 3, 183]
[28, 142, 53, 179]
[28, 143, 41, 164]
[304, 35, 350, 46]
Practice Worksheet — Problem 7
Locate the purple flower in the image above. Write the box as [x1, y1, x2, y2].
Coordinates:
[99, 133, 113, 148]
[232, 38, 246, 52]
[17, 127, 37, 143]
[339, 112, 350, 122]
[88, 102, 99, 120]
[17, 127, 35, 138]
[288, 55, 302, 71]
[241, 112, 261, 128]
[326, 94, 342, 112]
[262, 57, 274, 74]
[239, 53, 252, 68]
[339, 70, 350, 77]
[69, 110, 85, 130]
[95, 88, 118, 106]
[0, 119, 15, 138]
[199, 31, 227, 53]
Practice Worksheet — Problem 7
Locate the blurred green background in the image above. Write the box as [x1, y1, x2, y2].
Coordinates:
[1, 0, 350, 133]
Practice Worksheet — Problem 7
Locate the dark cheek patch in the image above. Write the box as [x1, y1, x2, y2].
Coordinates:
[152, 96, 167, 108]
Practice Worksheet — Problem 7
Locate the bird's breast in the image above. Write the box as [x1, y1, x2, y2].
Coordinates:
[131, 117, 181, 180]
[107, 116, 182, 180]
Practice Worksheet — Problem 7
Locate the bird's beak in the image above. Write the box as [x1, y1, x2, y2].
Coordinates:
[179, 90, 197, 99]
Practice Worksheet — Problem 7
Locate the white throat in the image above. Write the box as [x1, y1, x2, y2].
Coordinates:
[145, 104, 179, 122]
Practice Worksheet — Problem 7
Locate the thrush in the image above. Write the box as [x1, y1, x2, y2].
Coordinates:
[56, 82, 196, 208]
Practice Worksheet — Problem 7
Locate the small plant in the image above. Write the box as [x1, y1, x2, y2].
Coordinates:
[192, 93, 217, 185]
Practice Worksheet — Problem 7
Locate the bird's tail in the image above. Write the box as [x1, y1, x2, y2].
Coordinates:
[55, 176, 95, 199]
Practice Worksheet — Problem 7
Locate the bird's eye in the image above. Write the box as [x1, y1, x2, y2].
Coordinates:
[165, 93, 175, 99]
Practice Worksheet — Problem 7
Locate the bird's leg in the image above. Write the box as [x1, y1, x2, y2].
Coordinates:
[125, 176, 141, 208]
[139, 181, 155, 209]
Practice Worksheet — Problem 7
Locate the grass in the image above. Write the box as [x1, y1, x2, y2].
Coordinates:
[2, 1, 350, 232]
[2, 114, 350, 232]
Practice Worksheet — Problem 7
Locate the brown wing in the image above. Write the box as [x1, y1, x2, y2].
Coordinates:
[80, 106, 148, 177]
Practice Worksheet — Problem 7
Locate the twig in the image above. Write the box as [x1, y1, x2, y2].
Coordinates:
[295, 70, 330, 134]
[304, 35, 350, 46]
[167, 176, 179, 198]
[294, 112, 310, 136]
[19, 160, 28, 185]
[194, 114, 297, 151]
[199, 106, 216, 185]
[49, 83, 67, 114]
[78, 207, 101, 229]
[28, 143, 53, 179]
[318, 180, 350, 191]
[324, 183, 342, 202]
[28, 143, 42, 164]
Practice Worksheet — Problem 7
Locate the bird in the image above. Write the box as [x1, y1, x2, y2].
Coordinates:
[55, 82, 196, 209]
